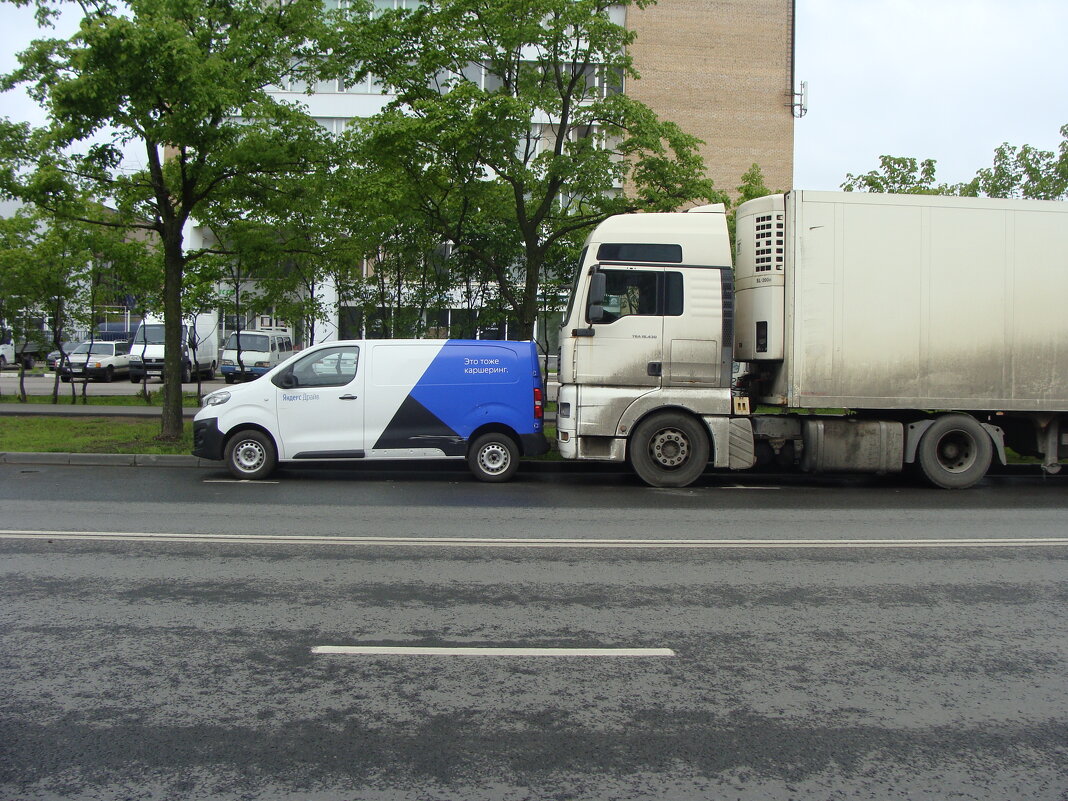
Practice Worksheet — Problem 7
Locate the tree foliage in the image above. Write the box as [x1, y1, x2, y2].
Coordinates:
[842, 124, 1068, 200]
[344, 0, 723, 340]
[0, 0, 363, 436]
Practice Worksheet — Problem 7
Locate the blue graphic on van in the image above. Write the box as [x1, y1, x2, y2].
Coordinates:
[373, 340, 542, 452]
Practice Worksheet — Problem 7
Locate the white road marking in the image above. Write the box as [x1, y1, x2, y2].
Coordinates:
[311, 646, 675, 657]
[202, 479, 280, 484]
[2, 529, 1067, 550]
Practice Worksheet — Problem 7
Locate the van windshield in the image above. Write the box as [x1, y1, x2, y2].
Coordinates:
[225, 332, 270, 351]
[133, 324, 166, 345]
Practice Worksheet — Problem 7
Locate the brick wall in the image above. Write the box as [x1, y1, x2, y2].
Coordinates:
[626, 0, 795, 200]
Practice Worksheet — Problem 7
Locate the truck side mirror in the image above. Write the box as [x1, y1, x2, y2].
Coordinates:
[587, 271, 606, 322]
[589, 271, 606, 305]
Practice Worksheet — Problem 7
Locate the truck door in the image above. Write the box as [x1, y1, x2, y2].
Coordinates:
[572, 265, 666, 387]
[273, 344, 365, 459]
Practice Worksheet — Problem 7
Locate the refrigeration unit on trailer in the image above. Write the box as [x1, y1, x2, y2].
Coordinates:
[556, 192, 1068, 488]
[193, 338, 549, 481]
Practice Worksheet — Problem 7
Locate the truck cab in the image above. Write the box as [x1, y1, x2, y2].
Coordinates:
[556, 205, 745, 484]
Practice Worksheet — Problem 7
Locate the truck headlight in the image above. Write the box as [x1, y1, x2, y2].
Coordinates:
[203, 391, 231, 407]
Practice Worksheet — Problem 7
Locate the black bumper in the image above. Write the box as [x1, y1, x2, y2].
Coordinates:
[193, 418, 226, 461]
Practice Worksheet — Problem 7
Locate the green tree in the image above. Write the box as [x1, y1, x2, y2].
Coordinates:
[0, 0, 363, 437]
[727, 162, 775, 246]
[841, 124, 1068, 201]
[346, 0, 722, 340]
[972, 124, 1068, 200]
[841, 155, 956, 195]
[0, 203, 150, 401]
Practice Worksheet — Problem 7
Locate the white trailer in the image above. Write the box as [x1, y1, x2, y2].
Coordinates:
[556, 191, 1068, 488]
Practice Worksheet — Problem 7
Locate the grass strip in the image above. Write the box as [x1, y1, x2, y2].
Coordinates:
[0, 417, 194, 455]
[0, 391, 203, 407]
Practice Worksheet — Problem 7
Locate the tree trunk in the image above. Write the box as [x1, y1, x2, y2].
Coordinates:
[160, 230, 186, 440]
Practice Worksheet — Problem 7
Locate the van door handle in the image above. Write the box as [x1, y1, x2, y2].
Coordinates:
[338, 394, 359, 400]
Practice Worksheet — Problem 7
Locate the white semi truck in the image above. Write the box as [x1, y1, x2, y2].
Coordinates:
[556, 191, 1068, 488]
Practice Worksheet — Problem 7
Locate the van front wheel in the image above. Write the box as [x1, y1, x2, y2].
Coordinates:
[225, 430, 277, 480]
[468, 433, 519, 482]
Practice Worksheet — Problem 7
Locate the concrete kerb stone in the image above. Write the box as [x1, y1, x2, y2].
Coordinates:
[1, 452, 206, 468]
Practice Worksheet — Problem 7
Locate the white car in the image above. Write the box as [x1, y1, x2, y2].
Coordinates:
[59, 341, 132, 382]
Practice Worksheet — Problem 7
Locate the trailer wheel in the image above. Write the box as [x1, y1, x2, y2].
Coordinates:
[917, 414, 992, 489]
[224, 429, 277, 480]
[629, 412, 710, 488]
[468, 433, 519, 482]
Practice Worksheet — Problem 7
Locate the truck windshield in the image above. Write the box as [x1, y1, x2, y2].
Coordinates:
[225, 333, 269, 351]
[133, 325, 166, 345]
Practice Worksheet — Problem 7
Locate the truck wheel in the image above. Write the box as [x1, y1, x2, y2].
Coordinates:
[468, 433, 519, 482]
[224, 430, 277, 480]
[20, 355, 35, 370]
[917, 414, 992, 489]
[0, 355, 7, 370]
[629, 412, 710, 488]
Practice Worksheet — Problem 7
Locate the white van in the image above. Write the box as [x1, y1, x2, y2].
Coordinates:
[220, 331, 294, 383]
[193, 339, 549, 482]
[129, 314, 218, 383]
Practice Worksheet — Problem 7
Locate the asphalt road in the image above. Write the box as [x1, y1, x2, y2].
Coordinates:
[2, 465, 1067, 800]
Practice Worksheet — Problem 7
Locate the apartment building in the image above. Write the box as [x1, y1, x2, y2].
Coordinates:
[626, 0, 795, 196]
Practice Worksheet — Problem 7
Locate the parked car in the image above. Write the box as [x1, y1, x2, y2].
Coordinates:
[46, 342, 83, 370]
[59, 341, 132, 382]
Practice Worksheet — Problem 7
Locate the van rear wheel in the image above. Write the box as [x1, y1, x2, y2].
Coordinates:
[468, 433, 519, 482]
[225, 430, 277, 480]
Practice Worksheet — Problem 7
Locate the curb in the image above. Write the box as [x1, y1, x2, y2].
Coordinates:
[0, 451, 624, 474]
[1, 452, 207, 467]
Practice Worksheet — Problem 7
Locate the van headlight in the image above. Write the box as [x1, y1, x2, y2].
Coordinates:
[203, 391, 231, 407]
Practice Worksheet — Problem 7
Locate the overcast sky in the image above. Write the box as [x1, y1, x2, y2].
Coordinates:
[1, 0, 1066, 192]
[793, 0, 1068, 189]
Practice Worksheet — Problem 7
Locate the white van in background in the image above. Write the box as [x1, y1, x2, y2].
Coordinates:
[220, 330, 294, 383]
[129, 313, 219, 383]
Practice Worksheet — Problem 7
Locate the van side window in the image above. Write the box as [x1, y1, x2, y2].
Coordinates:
[275, 345, 359, 389]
